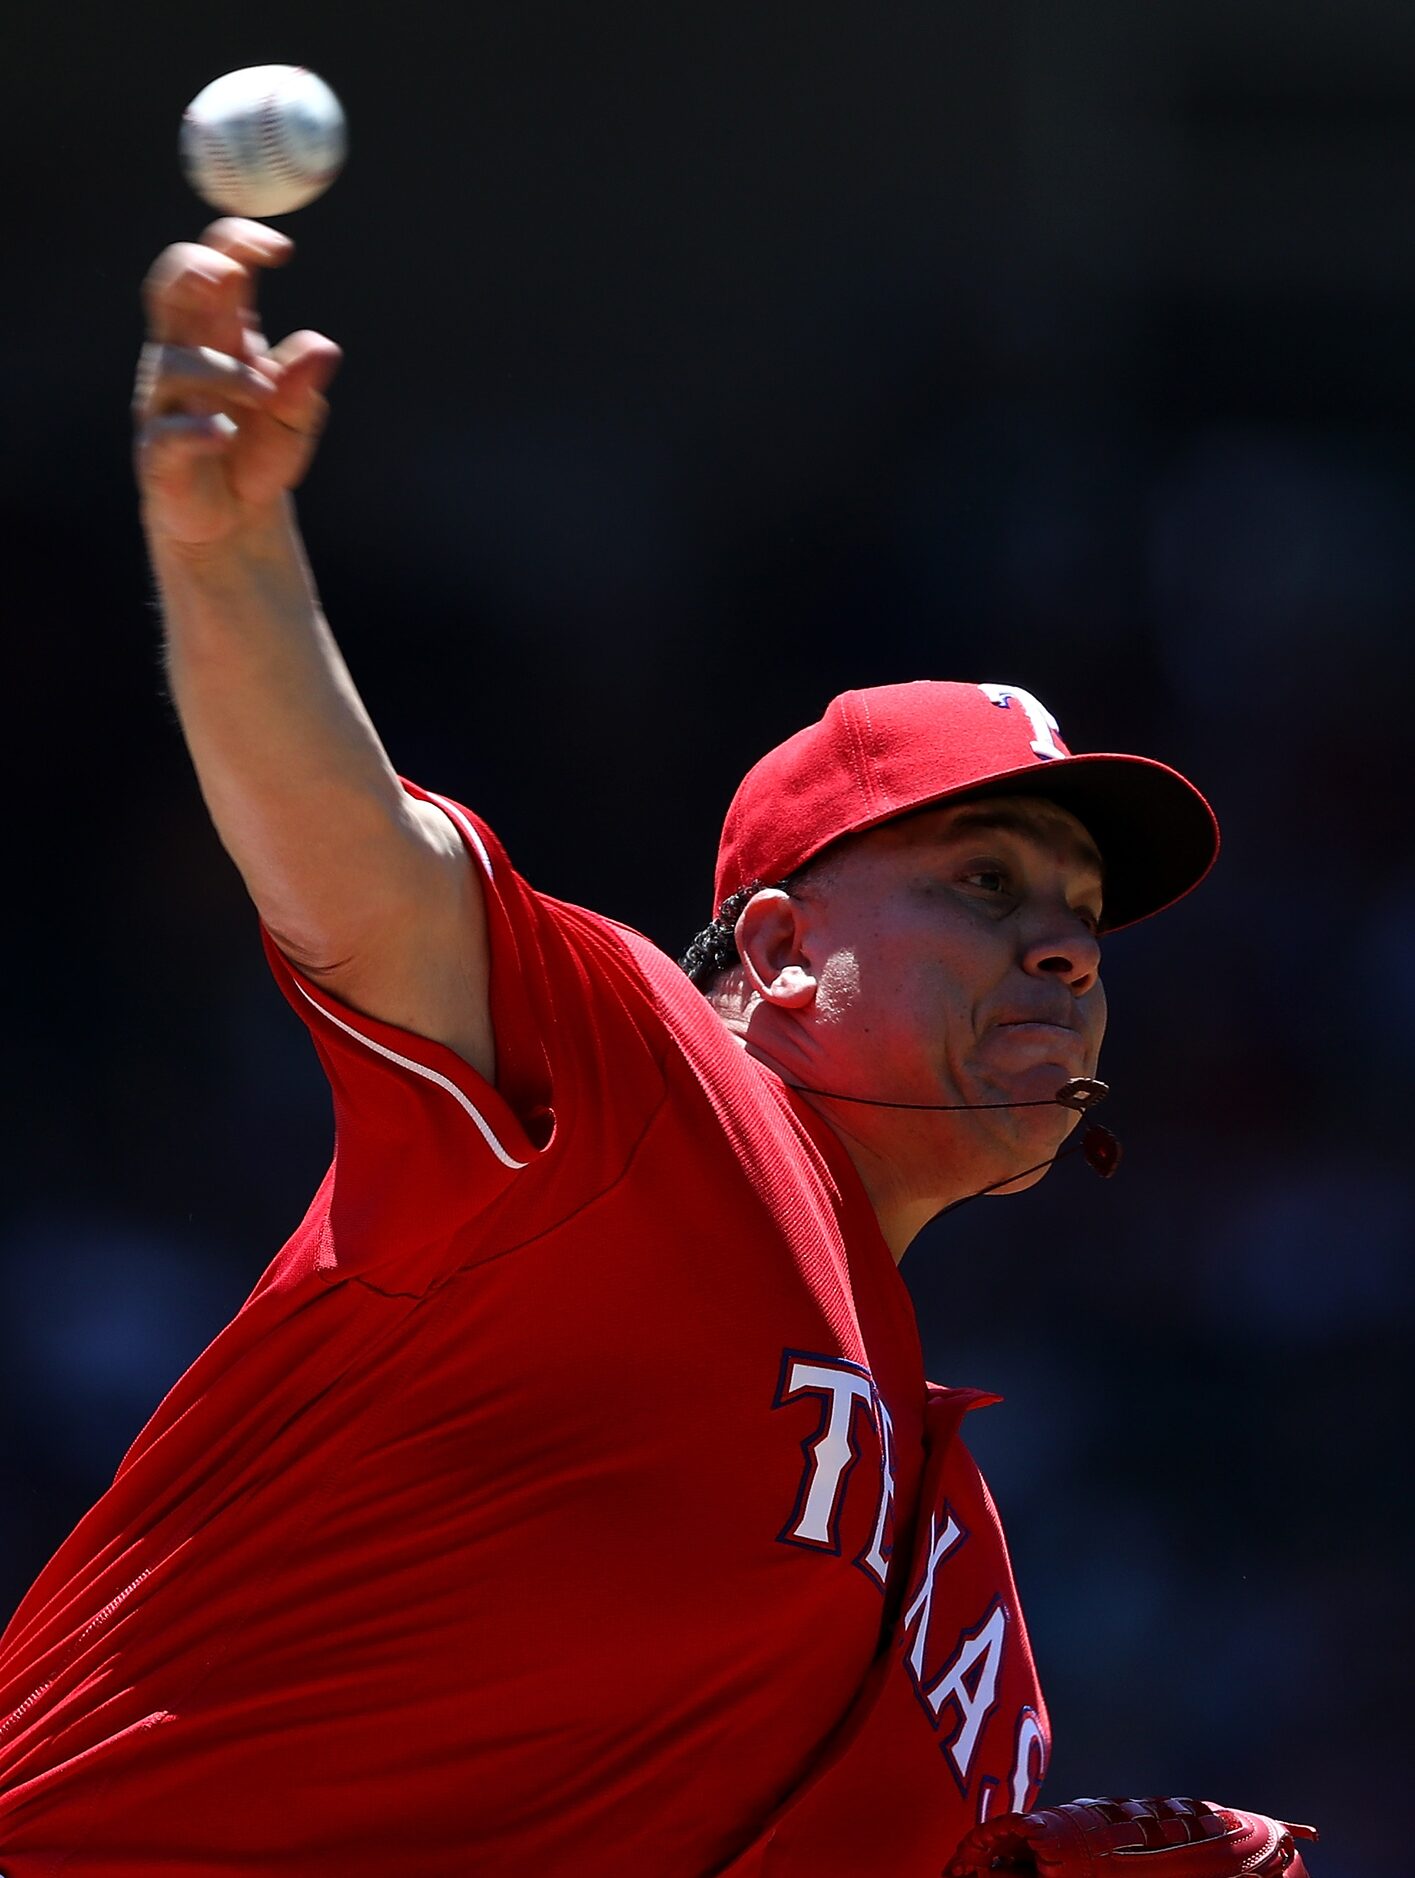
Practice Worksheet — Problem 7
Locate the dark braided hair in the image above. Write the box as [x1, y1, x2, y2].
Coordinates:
[678, 878, 790, 989]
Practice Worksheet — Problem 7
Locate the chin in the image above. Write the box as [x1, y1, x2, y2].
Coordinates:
[973, 1105, 1079, 1197]
[1004, 1061, 1093, 1107]
[985, 1162, 1055, 1198]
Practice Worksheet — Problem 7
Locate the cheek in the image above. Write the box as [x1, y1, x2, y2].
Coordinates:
[868, 948, 975, 1045]
[812, 949, 863, 1024]
[816, 914, 994, 1044]
[816, 942, 950, 1046]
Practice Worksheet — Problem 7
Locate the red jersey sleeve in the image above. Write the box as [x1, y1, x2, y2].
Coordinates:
[261, 784, 667, 1292]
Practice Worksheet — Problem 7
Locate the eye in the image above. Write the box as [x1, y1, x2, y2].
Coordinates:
[1067, 890, 1104, 933]
[961, 865, 1011, 896]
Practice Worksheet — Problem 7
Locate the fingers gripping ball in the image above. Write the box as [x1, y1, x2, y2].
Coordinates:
[946, 1796, 1318, 1878]
[180, 66, 347, 218]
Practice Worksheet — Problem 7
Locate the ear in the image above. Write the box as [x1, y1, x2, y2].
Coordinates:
[734, 889, 818, 1009]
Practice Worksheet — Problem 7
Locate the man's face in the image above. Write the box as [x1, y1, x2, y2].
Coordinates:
[786, 794, 1107, 1183]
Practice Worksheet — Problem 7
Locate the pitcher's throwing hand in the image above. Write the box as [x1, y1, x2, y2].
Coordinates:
[134, 218, 341, 548]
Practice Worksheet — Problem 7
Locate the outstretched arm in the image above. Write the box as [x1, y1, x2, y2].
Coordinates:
[134, 218, 494, 1079]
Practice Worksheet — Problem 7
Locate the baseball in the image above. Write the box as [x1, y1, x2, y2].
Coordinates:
[180, 65, 348, 218]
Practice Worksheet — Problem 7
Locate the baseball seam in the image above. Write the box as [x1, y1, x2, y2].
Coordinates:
[258, 84, 304, 184]
[188, 113, 246, 207]
[258, 79, 340, 188]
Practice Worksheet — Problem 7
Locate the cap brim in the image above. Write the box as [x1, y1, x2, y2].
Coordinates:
[928, 753, 1218, 932]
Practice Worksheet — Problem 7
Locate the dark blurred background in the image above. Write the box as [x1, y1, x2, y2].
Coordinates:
[3, 3, 1411, 1869]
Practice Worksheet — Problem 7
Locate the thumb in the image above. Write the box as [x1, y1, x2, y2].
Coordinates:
[264, 330, 343, 433]
[227, 330, 343, 505]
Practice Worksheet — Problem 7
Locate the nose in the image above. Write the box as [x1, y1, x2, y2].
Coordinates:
[1021, 908, 1102, 995]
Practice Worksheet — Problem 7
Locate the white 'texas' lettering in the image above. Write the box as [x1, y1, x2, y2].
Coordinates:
[774, 1355, 897, 1585]
[776, 1358, 874, 1550]
[858, 1395, 895, 1587]
[902, 1505, 966, 1685]
[978, 683, 1067, 761]
[903, 1518, 1018, 1789]
[1010, 1707, 1048, 1811]
[925, 1602, 1008, 1783]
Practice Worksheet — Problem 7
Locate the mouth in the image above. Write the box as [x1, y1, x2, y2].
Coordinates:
[988, 1020, 1090, 1067]
[995, 1020, 1080, 1039]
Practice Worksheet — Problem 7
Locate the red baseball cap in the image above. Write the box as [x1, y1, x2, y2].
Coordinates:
[714, 681, 1219, 934]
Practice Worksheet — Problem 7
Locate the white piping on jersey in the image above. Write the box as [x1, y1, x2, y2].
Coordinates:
[292, 981, 528, 1171]
[423, 791, 494, 879]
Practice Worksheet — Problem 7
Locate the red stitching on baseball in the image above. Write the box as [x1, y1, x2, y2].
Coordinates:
[190, 114, 244, 204]
[260, 81, 308, 185]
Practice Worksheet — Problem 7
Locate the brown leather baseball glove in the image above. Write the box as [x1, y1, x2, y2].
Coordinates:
[946, 1796, 1317, 1877]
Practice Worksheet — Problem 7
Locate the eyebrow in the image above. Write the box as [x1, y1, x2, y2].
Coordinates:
[932, 806, 1105, 882]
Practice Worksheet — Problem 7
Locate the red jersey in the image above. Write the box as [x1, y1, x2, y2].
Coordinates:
[0, 791, 1048, 1876]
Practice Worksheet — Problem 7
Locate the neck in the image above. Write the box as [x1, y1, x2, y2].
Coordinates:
[714, 999, 993, 1263]
[791, 1102, 942, 1262]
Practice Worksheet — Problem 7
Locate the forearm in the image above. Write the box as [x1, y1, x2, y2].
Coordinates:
[135, 220, 491, 1069]
[153, 497, 428, 959]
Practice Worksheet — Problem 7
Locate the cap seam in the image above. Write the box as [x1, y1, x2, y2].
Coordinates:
[845, 691, 881, 819]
